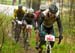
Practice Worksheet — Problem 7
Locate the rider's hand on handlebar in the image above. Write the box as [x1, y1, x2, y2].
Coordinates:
[22, 20, 27, 25]
[58, 35, 63, 44]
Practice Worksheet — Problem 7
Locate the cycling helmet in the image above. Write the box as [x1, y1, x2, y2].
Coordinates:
[40, 5, 48, 11]
[27, 8, 34, 13]
[49, 4, 58, 14]
[18, 4, 22, 9]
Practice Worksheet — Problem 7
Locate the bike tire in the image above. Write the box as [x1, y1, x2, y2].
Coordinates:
[47, 44, 51, 53]
[47, 45, 50, 53]
[24, 31, 29, 50]
[14, 24, 21, 43]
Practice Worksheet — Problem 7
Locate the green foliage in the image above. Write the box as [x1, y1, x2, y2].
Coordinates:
[0, 12, 75, 53]
[0, 0, 26, 5]
[0, 13, 25, 53]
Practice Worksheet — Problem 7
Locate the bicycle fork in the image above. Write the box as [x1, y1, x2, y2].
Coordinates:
[46, 41, 52, 53]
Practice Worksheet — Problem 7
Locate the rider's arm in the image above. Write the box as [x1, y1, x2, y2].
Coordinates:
[56, 15, 63, 35]
[22, 13, 27, 20]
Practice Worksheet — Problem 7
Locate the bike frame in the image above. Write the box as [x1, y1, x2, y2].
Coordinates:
[12, 20, 26, 43]
[24, 24, 32, 50]
[45, 41, 52, 53]
[42, 34, 57, 53]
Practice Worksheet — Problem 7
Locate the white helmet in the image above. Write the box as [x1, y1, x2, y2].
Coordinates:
[40, 5, 48, 11]
[27, 8, 34, 13]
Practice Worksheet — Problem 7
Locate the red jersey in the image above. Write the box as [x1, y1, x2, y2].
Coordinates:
[34, 10, 41, 21]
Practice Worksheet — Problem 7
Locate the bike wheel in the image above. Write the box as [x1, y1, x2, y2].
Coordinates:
[47, 45, 51, 53]
[24, 31, 29, 50]
[47, 45, 50, 53]
[38, 47, 43, 53]
[14, 24, 21, 43]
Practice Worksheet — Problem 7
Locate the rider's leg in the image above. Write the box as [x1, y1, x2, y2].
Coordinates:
[38, 36, 46, 53]
[29, 28, 32, 38]
[35, 29, 40, 45]
[50, 41, 55, 48]
[15, 24, 21, 43]
[35, 24, 46, 49]
[26, 28, 32, 44]
[25, 28, 32, 46]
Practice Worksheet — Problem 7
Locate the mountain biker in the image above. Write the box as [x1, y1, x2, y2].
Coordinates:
[36, 4, 63, 53]
[12, 4, 26, 42]
[13, 4, 26, 21]
[22, 8, 34, 45]
[12, 4, 26, 26]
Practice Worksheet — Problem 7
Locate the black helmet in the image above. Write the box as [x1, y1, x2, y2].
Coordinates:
[18, 4, 22, 9]
[49, 4, 58, 14]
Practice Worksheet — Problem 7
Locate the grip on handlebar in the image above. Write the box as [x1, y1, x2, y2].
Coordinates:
[55, 36, 61, 44]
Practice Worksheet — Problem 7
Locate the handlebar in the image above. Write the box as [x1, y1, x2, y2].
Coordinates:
[55, 37, 62, 44]
[55, 36, 62, 44]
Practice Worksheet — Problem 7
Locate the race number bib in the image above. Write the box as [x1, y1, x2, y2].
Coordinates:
[26, 25, 32, 29]
[45, 34, 55, 41]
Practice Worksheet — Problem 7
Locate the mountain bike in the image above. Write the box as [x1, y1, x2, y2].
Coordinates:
[14, 20, 23, 42]
[38, 34, 59, 53]
[24, 24, 32, 50]
[12, 19, 25, 43]
[44, 34, 56, 53]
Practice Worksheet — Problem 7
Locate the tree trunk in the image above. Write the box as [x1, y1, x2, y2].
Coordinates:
[32, 0, 41, 11]
[26, 0, 31, 8]
[25, 0, 41, 11]
[19, 0, 21, 4]
[12, 0, 16, 5]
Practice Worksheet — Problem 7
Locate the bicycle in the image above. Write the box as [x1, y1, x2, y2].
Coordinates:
[12, 19, 25, 43]
[24, 24, 32, 50]
[38, 34, 59, 53]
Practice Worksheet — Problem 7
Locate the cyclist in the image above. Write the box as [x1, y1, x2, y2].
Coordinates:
[12, 4, 26, 42]
[22, 8, 34, 46]
[13, 4, 26, 21]
[36, 4, 63, 53]
[12, 4, 26, 26]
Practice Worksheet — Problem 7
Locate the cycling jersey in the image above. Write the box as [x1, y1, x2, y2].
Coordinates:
[38, 11, 63, 36]
[23, 13, 34, 24]
[14, 8, 26, 21]
[39, 9, 61, 28]
[34, 10, 41, 21]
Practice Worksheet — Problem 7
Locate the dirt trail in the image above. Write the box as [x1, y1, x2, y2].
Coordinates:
[7, 26, 37, 53]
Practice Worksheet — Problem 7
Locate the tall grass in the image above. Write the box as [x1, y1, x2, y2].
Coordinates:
[0, 13, 25, 53]
[53, 13, 75, 53]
